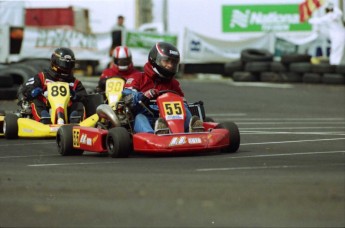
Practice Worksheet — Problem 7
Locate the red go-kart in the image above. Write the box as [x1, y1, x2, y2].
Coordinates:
[56, 90, 240, 157]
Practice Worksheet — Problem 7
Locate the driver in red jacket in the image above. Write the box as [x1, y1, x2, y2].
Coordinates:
[123, 42, 203, 134]
[96, 46, 140, 92]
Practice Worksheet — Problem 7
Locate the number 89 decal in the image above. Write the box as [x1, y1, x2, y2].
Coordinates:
[51, 85, 67, 97]
[163, 101, 184, 120]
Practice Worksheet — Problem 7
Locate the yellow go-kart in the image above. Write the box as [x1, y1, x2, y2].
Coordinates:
[1, 81, 98, 139]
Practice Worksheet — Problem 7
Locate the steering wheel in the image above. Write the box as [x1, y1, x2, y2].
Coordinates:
[158, 90, 180, 96]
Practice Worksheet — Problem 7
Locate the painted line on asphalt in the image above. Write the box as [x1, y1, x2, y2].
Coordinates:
[0, 154, 56, 159]
[28, 161, 119, 167]
[240, 137, 345, 145]
[0, 141, 55, 147]
[196, 163, 345, 172]
[206, 116, 345, 121]
[240, 131, 345, 136]
[226, 150, 345, 159]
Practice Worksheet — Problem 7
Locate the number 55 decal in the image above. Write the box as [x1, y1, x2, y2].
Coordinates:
[163, 101, 184, 120]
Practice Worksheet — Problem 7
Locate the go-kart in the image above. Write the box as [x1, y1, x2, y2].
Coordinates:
[56, 90, 240, 157]
[1, 81, 98, 139]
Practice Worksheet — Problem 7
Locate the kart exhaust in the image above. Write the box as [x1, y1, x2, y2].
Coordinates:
[96, 104, 120, 127]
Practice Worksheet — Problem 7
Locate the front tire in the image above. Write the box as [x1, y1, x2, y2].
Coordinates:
[57, 125, 84, 156]
[4, 114, 18, 139]
[216, 122, 240, 153]
[106, 127, 131, 158]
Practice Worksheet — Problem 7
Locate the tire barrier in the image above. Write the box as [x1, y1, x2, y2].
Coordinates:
[223, 50, 345, 85]
[0, 59, 51, 100]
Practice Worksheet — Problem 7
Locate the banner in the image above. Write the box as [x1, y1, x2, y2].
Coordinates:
[182, 28, 273, 63]
[222, 4, 312, 32]
[124, 31, 178, 66]
[20, 26, 111, 61]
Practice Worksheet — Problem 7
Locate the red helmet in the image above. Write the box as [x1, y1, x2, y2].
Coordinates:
[113, 46, 133, 71]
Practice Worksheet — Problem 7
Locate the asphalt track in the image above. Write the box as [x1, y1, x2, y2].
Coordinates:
[0, 77, 344, 227]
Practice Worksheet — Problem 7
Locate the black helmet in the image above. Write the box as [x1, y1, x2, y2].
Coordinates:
[51, 47, 76, 76]
[148, 42, 180, 80]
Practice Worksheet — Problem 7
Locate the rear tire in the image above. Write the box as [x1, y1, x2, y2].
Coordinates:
[106, 127, 131, 158]
[216, 122, 240, 153]
[4, 114, 18, 139]
[57, 125, 84, 156]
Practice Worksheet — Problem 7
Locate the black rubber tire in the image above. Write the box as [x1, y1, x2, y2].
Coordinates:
[241, 49, 273, 62]
[260, 72, 284, 82]
[303, 73, 322, 84]
[270, 61, 288, 73]
[312, 64, 336, 74]
[233, 72, 259, 82]
[0, 85, 20, 100]
[335, 65, 345, 74]
[215, 122, 240, 153]
[57, 125, 84, 156]
[85, 93, 104, 117]
[23, 59, 50, 72]
[106, 127, 131, 158]
[0, 74, 14, 88]
[0, 68, 31, 85]
[289, 62, 312, 73]
[244, 61, 270, 73]
[281, 54, 311, 64]
[204, 117, 215, 122]
[4, 113, 18, 139]
[223, 61, 244, 76]
[280, 72, 303, 83]
[322, 73, 345, 85]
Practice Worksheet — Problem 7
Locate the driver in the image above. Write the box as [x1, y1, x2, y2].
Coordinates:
[122, 42, 203, 134]
[96, 46, 140, 93]
[20, 47, 87, 124]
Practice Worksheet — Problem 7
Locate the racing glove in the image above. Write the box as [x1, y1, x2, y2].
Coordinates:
[143, 89, 159, 100]
[31, 87, 43, 98]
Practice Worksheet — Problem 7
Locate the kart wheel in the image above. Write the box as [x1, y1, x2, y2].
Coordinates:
[204, 116, 215, 122]
[216, 122, 240, 153]
[106, 127, 131, 158]
[4, 114, 18, 139]
[57, 125, 84, 156]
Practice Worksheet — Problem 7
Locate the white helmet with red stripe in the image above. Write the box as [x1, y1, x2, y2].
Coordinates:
[113, 46, 133, 71]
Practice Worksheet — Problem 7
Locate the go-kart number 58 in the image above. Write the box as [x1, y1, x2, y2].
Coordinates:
[51, 85, 67, 97]
[164, 102, 183, 115]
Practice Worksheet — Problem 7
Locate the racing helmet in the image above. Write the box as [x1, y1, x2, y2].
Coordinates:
[113, 46, 133, 71]
[148, 42, 180, 80]
[51, 47, 76, 77]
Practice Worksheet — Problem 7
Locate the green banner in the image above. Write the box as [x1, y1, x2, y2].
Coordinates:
[125, 31, 177, 49]
[222, 4, 312, 32]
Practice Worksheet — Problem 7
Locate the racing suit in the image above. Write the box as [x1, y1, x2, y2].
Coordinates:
[122, 62, 192, 133]
[21, 68, 87, 123]
[96, 63, 140, 92]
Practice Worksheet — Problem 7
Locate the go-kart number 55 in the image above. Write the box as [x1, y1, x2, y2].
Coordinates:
[51, 85, 67, 97]
[163, 101, 183, 115]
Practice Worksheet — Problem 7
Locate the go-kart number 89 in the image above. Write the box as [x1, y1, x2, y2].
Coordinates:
[107, 81, 122, 92]
[51, 85, 67, 97]
[164, 102, 183, 115]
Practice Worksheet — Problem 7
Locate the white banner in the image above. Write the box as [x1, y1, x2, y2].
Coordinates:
[182, 28, 273, 63]
[20, 26, 111, 61]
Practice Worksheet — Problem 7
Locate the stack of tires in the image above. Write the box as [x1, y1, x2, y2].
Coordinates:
[0, 59, 50, 100]
[224, 49, 345, 85]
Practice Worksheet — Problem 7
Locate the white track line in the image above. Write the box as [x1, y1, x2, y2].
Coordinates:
[0, 141, 55, 147]
[0, 154, 56, 159]
[226, 150, 345, 159]
[28, 161, 119, 167]
[241, 137, 345, 145]
[196, 163, 345, 172]
[241, 131, 345, 136]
